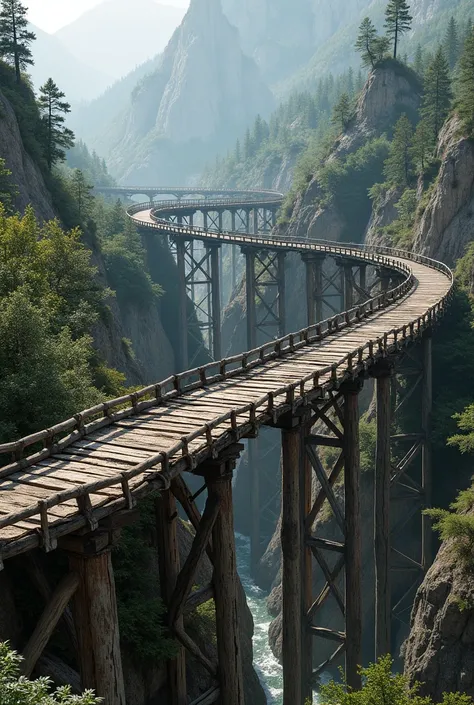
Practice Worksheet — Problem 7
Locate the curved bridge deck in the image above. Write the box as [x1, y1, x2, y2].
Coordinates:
[0, 194, 453, 565]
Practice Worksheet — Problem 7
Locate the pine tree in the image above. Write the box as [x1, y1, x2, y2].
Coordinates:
[0, 156, 17, 212]
[444, 16, 460, 70]
[0, 0, 35, 83]
[414, 44, 424, 76]
[410, 118, 432, 173]
[384, 0, 413, 60]
[355, 17, 378, 68]
[38, 78, 75, 170]
[234, 139, 241, 162]
[422, 47, 453, 140]
[384, 113, 414, 187]
[457, 30, 474, 134]
[332, 93, 352, 132]
[374, 36, 391, 63]
[70, 169, 94, 222]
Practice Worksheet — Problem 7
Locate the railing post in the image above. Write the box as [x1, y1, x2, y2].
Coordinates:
[342, 379, 363, 690]
[210, 245, 222, 361]
[372, 361, 393, 659]
[176, 240, 189, 370]
[422, 331, 433, 571]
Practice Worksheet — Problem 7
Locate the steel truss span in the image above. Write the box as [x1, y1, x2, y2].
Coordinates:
[0, 188, 453, 705]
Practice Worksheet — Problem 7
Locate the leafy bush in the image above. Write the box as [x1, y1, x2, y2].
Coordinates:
[320, 655, 472, 705]
[102, 230, 163, 307]
[0, 641, 101, 704]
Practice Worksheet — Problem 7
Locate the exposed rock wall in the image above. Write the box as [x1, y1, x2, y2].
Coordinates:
[0, 89, 55, 221]
[414, 117, 474, 267]
[404, 540, 474, 699]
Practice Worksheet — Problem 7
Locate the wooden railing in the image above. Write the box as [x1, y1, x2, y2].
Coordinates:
[0, 195, 454, 548]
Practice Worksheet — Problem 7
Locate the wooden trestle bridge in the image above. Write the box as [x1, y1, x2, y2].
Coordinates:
[0, 188, 453, 705]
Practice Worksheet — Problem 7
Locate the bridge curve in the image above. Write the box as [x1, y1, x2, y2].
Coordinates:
[0, 189, 453, 561]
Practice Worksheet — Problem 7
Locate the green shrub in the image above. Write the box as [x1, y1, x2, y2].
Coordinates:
[0, 641, 101, 704]
[320, 655, 472, 705]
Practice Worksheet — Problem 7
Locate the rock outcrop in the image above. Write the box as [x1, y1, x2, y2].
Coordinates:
[0, 89, 55, 221]
[414, 116, 474, 267]
[404, 540, 474, 699]
[104, 0, 274, 185]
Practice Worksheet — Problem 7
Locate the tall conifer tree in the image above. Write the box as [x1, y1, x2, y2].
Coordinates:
[384, 113, 414, 187]
[457, 30, 474, 134]
[384, 0, 413, 60]
[355, 17, 378, 68]
[0, 0, 35, 83]
[444, 17, 460, 70]
[422, 47, 453, 141]
[38, 79, 75, 170]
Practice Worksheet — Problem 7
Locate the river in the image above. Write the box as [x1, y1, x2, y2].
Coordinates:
[235, 533, 284, 704]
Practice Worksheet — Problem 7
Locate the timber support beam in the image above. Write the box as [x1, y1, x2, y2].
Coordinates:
[64, 530, 126, 705]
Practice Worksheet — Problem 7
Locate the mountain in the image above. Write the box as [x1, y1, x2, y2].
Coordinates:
[99, 0, 274, 185]
[55, 0, 186, 82]
[281, 0, 472, 94]
[69, 55, 161, 145]
[29, 24, 113, 103]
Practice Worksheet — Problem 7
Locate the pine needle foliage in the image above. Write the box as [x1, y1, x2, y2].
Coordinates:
[456, 30, 474, 135]
[355, 18, 379, 68]
[0, 0, 35, 83]
[38, 78, 75, 171]
[421, 47, 453, 141]
[384, 0, 413, 60]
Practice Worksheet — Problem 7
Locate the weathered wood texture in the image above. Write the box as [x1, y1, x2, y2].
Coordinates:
[207, 469, 244, 705]
[343, 383, 362, 691]
[22, 571, 79, 676]
[69, 547, 126, 705]
[281, 426, 304, 705]
[375, 371, 392, 658]
[156, 491, 187, 705]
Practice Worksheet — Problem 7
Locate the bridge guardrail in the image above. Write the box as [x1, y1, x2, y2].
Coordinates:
[0, 195, 454, 543]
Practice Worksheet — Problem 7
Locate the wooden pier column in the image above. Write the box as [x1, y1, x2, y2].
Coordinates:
[253, 208, 259, 234]
[303, 253, 325, 326]
[176, 240, 188, 370]
[210, 245, 222, 360]
[68, 535, 126, 705]
[203, 211, 209, 231]
[231, 210, 236, 232]
[189, 211, 194, 228]
[343, 381, 363, 690]
[244, 248, 257, 349]
[218, 211, 223, 233]
[373, 363, 392, 658]
[359, 265, 367, 299]
[156, 492, 187, 705]
[302, 438, 314, 704]
[344, 264, 354, 311]
[206, 460, 244, 705]
[422, 332, 433, 571]
[278, 251, 286, 337]
[249, 440, 260, 577]
[281, 423, 304, 705]
[272, 208, 277, 227]
[245, 209, 251, 234]
[231, 244, 237, 293]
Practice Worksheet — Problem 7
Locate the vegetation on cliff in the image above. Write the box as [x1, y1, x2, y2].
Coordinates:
[0, 642, 100, 704]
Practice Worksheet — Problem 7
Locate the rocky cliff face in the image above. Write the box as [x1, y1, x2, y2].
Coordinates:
[284, 64, 420, 243]
[0, 89, 55, 221]
[404, 539, 474, 699]
[104, 0, 274, 185]
[414, 116, 474, 267]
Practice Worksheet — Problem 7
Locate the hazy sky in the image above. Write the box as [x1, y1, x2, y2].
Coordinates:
[26, 0, 190, 33]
